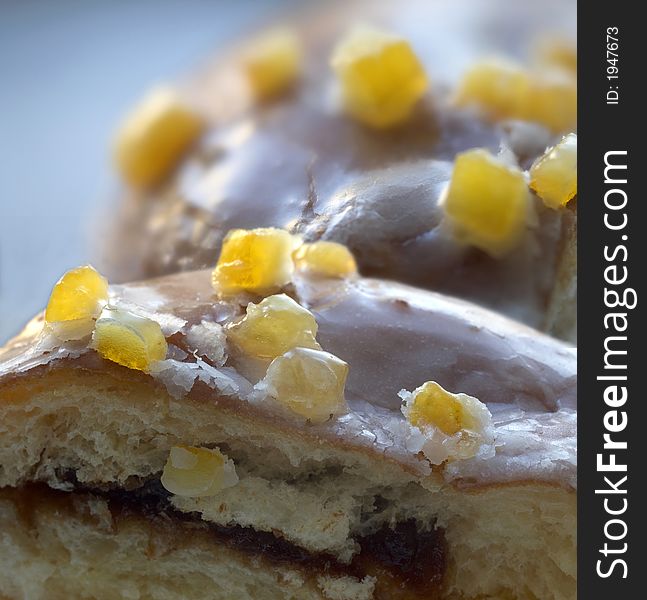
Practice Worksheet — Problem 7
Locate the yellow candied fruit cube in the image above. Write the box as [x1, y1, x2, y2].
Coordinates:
[521, 72, 577, 134]
[331, 25, 428, 128]
[227, 294, 321, 359]
[161, 446, 238, 498]
[403, 381, 479, 435]
[114, 87, 204, 188]
[400, 381, 494, 464]
[45, 264, 109, 327]
[455, 59, 530, 121]
[241, 28, 301, 100]
[212, 228, 297, 295]
[530, 133, 577, 209]
[293, 241, 357, 278]
[260, 347, 348, 423]
[92, 307, 167, 371]
[534, 36, 577, 73]
[443, 149, 529, 257]
[455, 59, 577, 133]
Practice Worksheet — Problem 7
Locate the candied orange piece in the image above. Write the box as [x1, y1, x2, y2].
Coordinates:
[45, 265, 108, 323]
[161, 446, 238, 497]
[92, 307, 167, 371]
[400, 381, 494, 463]
[45, 265, 109, 340]
[534, 36, 577, 73]
[530, 133, 577, 209]
[260, 347, 348, 423]
[293, 241, 357, 278]
[211, 228, 297, 295]
[114, 87, 203, 188]
[227, 294, 320, 358]
[404, 381, 473, 435]
[331, 26, 428, 128]
[521, 71, 577, 135]
[241, 28, 301, 99]
[455, 59, 576, 132]
[455, 59, 529, 121]
[443, 149, 529, 256]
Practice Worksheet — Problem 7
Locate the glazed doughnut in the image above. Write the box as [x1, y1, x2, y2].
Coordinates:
[102, 0, 577, 341]
[2, 0, 577, 597]
[0, 261, 575, 599]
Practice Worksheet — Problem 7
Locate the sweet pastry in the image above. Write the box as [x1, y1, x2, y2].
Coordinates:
[101, 0, 577, 341]
[0, 234, 576, 599]
[1, 0, 578, 597]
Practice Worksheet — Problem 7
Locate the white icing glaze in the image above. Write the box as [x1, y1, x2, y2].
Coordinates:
[186, 320, 228, 366]
[149, 358, 251, 400]
[110, 284, 188, 336]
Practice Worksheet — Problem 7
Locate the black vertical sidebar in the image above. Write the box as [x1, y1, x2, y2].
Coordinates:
[578, 2, 645, 599]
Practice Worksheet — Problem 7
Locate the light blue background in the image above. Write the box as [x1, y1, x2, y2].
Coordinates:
[0, 0, 297, 343]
